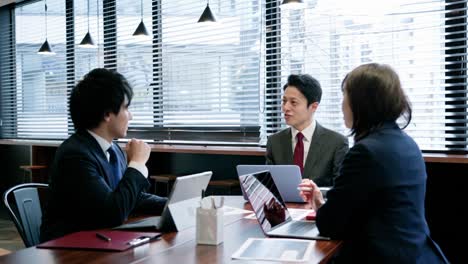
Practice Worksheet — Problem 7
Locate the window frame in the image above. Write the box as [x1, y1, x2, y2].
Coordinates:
[1, 0, 467, 152]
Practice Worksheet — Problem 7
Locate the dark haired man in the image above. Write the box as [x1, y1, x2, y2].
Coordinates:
[266, 74, 348, 186]
[40, 68, 167, 242]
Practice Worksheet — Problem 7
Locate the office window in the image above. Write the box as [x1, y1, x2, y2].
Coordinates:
[134, 0, 263, 144]
[75, 0, 104, 80]
[9, 0, 68, 139]
[267, 0, 466, 151]
[1, 0, 467, 152]
[159, 0, 263, 127]
[116, 0, 153, 127]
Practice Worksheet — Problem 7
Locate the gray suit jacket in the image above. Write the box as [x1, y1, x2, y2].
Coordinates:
[266, 122, 348, 186]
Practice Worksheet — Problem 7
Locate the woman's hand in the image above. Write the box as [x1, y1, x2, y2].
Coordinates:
[298, 179, 325, 211]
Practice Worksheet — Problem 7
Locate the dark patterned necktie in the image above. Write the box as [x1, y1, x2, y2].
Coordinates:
[293, 132, 304, 175]
[107, 145, 122, 189]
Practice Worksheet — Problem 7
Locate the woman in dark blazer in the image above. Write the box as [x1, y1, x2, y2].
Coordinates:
[299, 63, 448, 263]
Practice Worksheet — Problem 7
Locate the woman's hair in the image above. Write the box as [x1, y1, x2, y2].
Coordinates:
[342, 63, 412, 141]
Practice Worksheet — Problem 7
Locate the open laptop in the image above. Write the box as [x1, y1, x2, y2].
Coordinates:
[237, 165, 303, 203]
[114, 171, 212, 232]
[239, 170, 329, 240]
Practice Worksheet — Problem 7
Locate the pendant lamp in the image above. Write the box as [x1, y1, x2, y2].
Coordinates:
[282, 0, 304, 4]
[198, 1, 216, 23]
[79, 0, 95, 47]
[38, 0, 55, 55]
[133, 0, 150, 38]
[281, 0, 306, 9]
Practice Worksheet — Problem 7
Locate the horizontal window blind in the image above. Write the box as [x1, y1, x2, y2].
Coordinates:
[116, 0, 153, 128]
[74, 0, 104, 80]
[7, 0, 69, 139]
[73, 0, 105, 132]
[110, 0, 264, 144]
[0, 7, 15, 138]
[1, 0, 468, 150]
[265, 0, 467, 151]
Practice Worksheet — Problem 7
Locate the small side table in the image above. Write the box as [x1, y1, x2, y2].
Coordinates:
[19, 165, 48, 183]
[208, 179, 239, 195]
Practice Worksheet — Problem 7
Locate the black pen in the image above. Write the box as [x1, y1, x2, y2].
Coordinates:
[96, 232, 111, 242]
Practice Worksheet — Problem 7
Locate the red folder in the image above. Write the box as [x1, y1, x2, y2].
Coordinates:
[37, 230, 161, 251]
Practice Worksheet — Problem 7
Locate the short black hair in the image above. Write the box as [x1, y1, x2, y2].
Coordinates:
[342, 63, 412, 141]
[283, 74, 322, 106]
[70, 68, 133, 130]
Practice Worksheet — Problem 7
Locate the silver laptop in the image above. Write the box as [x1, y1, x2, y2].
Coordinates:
[237, 165, 303, 203]
[239, 170, 329, 240]
[114, 171, 212, 232]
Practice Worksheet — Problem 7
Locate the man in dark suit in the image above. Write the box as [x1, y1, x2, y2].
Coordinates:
[266, 74, 348, 186]
[40, 68, 167, 242]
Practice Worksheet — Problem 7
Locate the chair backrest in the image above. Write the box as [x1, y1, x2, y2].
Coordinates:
[3, 183, 48, 247]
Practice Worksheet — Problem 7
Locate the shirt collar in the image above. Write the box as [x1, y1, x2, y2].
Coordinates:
[291, 119, 316, 142]
[87, 129, 112, 154]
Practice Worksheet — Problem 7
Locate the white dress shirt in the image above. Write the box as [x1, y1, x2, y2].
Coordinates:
[290, 120, 316, 166]
[87, 130, 148, 178]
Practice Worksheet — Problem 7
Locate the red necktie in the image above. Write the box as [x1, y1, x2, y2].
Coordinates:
[294, 132, 304, 175]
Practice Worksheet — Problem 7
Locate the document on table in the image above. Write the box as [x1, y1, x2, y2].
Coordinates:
[232, 238, 314, 262]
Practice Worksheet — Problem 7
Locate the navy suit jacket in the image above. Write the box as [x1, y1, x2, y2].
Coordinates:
[40, 130, 167, 242]
[316, 122, 447, 263]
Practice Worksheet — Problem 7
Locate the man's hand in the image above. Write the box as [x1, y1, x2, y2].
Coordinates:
[125, 139, 151, 164]
[298, 179, 325, 211]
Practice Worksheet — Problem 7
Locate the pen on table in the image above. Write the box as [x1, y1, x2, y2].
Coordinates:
[96, 232, 111, 242]
[201, 189, 205, 199]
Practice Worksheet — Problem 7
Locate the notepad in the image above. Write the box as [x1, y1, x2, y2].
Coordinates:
[37, 230, 161, 251]
[232, 238, 314, 262]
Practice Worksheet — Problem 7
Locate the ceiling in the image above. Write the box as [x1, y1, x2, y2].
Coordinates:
[0, 0, 27, 8]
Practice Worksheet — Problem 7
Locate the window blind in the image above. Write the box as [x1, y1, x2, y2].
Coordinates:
[121, 0, 264, 144]
[6, 0, 69, 139]
[73, 0, 105, 132]
[74, 0, 104, 80]
[116, 0, 154, 128]
[265, 0, 468, 152]
[0, 6, 15, 138]
[2, 0, 468, 151]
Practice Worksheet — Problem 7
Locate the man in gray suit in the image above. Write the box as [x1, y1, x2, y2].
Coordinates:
[266, 74, 348, 186]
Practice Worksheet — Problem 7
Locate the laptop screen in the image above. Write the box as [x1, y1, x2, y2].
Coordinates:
[239, 170, 292, 232]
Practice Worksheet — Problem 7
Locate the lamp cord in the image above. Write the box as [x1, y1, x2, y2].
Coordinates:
[87, 0, 90, 31]
[44, 0, 48, 38]
[140, 0, 143, 20]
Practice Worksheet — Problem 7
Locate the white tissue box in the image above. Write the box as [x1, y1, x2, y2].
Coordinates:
[196, 207, 223, 245]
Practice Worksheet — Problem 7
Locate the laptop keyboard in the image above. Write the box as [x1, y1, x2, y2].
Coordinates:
[287, 220, 317, 234]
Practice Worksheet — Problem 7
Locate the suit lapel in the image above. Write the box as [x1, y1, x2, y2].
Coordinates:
[303, 123, 324, 178]
[282, 128, 294, 164]
[78, 130, 114, 187]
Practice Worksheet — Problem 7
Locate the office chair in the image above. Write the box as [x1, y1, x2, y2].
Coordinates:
[3, 183, 49, 247]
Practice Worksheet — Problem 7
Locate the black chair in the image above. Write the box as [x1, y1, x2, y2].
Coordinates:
[3, 183, 48, 247]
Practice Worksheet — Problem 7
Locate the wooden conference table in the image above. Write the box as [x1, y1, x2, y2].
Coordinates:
[0, 196, 342, 264]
